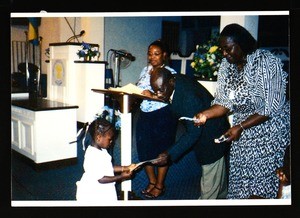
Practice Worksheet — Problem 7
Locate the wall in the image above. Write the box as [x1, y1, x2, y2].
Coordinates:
[220, 15, 259, 39]
[104, 16, 181, 86]
[11, 25, 28, 73]
[11, 15, 179, 87]
[11, 13, 289, 88]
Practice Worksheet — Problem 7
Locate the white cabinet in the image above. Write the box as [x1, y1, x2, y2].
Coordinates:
[11, 107, 35, 159]
[47, 43, 107, 123]
[11, 99, 78, 165]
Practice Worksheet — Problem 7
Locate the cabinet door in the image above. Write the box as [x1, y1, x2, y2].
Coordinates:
[20, 120, 35, 156]
[11, 118, 20, 147]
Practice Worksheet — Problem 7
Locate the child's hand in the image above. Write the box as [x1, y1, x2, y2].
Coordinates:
[121, 170, 133, 180]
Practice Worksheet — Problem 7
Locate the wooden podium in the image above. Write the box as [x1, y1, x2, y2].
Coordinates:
[92, 88, 163, 200]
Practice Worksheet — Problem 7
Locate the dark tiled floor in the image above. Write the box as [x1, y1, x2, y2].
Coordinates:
[11, 109, 201, 201]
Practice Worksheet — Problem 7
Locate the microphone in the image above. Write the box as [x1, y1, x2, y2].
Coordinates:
[66, 30, 86, 43]
[111, 49, 135, 61]
[79, 30, 85, 37]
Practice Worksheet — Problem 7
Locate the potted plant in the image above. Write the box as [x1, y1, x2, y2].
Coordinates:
[77, 42, 99, 61]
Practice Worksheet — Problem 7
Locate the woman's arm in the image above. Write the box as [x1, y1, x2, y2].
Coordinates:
[194, 104, 229, 126]
[224, 113, 269, 142]
[238, 113, 269, 130]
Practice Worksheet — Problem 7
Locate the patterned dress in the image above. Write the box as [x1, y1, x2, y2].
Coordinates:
[212, 49, 290, 199]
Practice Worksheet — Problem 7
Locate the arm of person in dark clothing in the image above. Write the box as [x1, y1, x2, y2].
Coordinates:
[154, 119, 204, 165]
[168, 123, 203, 162]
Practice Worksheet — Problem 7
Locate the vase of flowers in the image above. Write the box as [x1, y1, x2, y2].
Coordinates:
[190, 35, 223, 81]
[77, 42, 99, 61]
[84, 56, 91, 61]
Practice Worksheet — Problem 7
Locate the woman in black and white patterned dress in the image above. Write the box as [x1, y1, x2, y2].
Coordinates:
[194, 23, 290, 199]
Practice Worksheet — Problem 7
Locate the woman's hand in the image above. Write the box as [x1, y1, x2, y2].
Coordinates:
[224, 114, 268, 142]
[193, 113, 207, 126]
[193, 105, 229, 127]
[223, 124, 244, 142]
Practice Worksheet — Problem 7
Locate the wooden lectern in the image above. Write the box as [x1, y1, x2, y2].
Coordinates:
[92, 88, 163, 200]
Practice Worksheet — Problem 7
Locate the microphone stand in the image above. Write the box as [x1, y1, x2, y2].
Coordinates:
[112, 51, 136, 200]
[105, 51, 122, 170]
[24, 31, 29, 88]
[64, 17, 80, 43]
[111, 51, 122, 126]
[66, 33, 81, 43]
[113, 52, 121, 88]
[37, 36, 43, 98]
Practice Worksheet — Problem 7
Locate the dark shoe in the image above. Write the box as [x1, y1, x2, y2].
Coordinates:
[141, 182, 155, 195]
[144, 186, 165, 199]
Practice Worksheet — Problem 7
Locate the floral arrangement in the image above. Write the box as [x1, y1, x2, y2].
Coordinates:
[77, 42, 99, 61]
[190, 35, 223, 80]
[95, 105, 122, 130]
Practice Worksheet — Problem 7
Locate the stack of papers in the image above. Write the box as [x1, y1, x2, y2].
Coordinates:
[108, 83, 143, 95]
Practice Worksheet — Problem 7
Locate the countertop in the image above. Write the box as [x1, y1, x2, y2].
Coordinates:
[11, 98, 79, 111]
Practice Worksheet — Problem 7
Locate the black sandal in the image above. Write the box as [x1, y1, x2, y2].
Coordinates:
[144, 186, 165, 199]
[141, 182, 155, 195]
